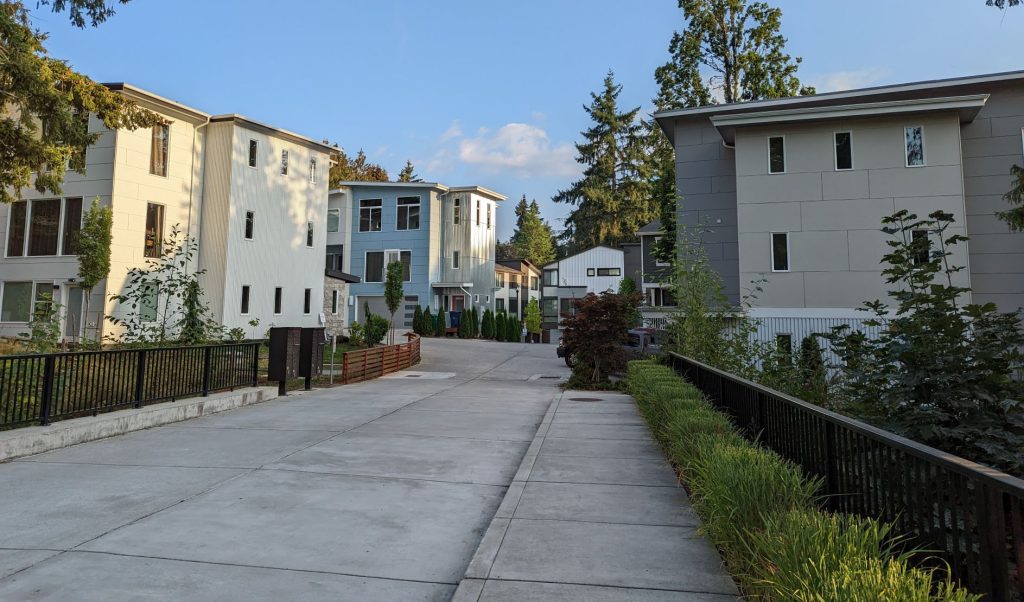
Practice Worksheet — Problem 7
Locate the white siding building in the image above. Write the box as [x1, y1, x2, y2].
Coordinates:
[541, 246, 624, 330]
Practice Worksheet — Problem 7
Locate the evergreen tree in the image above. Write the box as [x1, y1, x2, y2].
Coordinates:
[508, 196, 557, 266]
[412, 305, 424, 335]
[649, 0, 813, 264]
[329, 148, 389, 187]
[997, 164, 1024, 231]
[434, 310, 446, 337]
[422, 306, 433, 337]
[495, 240, 518, 260]
[506, 316, 520, 342]
[495, 312, 506, 342]
[554, 71, 654, 254]
[397, 160, 417, 183]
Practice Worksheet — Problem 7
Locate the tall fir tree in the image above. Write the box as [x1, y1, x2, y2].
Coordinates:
[553, 71, 654, 254]
[649, 0, 813, 264]
[397, 160, 417, 182]
[508, 196, 557, 266]
[328, 148, 389, 187]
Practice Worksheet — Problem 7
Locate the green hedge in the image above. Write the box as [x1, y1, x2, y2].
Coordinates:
[625, 360, 977, 602]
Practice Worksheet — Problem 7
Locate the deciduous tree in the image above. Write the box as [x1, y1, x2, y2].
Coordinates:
[76, 197, 113, 341]
[383, 261, 404, 344]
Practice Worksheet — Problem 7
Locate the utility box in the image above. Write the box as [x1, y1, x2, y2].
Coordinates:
[268, 327, 301, 394]
[299, 327, 326, 389]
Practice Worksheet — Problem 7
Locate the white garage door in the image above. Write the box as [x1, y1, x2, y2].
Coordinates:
[359, 295, 419, 327]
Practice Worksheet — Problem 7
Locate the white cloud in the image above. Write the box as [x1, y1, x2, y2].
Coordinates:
[813, 68, 890, 93]
[438, 120, 462, 142]
[457, 123, 578, 178]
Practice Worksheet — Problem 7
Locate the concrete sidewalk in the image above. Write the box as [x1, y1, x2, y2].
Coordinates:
[0, 339, 567, 601]
[454, 390, 740, 601]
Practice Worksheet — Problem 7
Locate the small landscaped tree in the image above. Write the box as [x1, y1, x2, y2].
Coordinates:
[506, 316, 520, 343]
[412, 305, 424, 335]
[525, 298, 542, 342]
[481, 308, 493, 339]
[434, 310, 446, 337]
[422, 306, 433, 337]
[384, 260, 404, 345]
[76, 197, 113, 342]
[495, 312, 506, 342]
[560, 291, 643, 383]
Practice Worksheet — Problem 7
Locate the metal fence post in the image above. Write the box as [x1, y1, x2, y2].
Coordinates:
[133, 350, 147, 408]
[250, 342, 260, 387]
[201, 346, 212, 396]
[824, 420, 838, 510]
[39, 355, 55, 426]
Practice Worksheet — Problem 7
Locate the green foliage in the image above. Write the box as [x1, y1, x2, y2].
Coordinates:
[495, 311, 506, 342]
[524, 298, 542, 335]
[433, 310, 446, 337]
[617, 276, 637, 295]
[506, 316, 520, 342]
[625, 361, 978, 602]
[561, 291, 643, 382]
[328, 147, 388, 187]
[0, 1, 160, 205]
[21, 292, 62, 353]
[987, 0, 1021, 7]
[412, 305, 424, 335]
[397, 159, 417, 183]
[226, 327, 245, 342]
[481, 309, 494, 339]
[177, 280, 221, 345]
[421, 306, 433, 337]
[508, 196, 557, 265]
[826, 210, 1024, 475]
[797, 335, 828, 405]
[75, 197, 113, 341]
[361, 313, 389, 347]
[996, 163, 1024, 231]
[457, 309, 469, 339]
[554, 71, 655, 253]
[383, 261, 404, 344]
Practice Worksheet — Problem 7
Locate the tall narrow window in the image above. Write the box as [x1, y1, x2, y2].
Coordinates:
[240, 285, 251, 314]
[476, 200, 480, 226]
[912, 230, 930, 265]
[144, 203, 164, 258]
[359, 199, 382, 232]
[452, 251, 460, 269]
[248, 139, 258, 168]
[327, 209, 340, 233]
[905, 126, 924, 167]
[274, 287, 283, 314]
[303, 288, 311, 314]
[6, 201, 26, 257]
[331, 290, 339, 314]
[27, 198, 60, 256]
[61, 197, 83, 255]
[768, 136, 785, 174]
[401, 250, 412, 282]
[244, 211, 255, 240]
[306, 222, 314, 247]
[396, 196, 420, 230]
[364, 251, 385, 282]
[150, 123, 169, 176]
[486, 204, 491, 229]
[280, 150, 289, 175]
[309, 158, 317, 184]
[771, 232, 789, 272]
[834, 132, 853, 170]
[453, 198, 461, 224]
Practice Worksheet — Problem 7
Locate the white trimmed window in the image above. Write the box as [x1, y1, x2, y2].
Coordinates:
[309, 158, 317, 184]
[248, 139, 258, 168]
[905, 126, 925, 167]
[834, 132, 853, 170]
[453, 198, 461, 224]
[280, 150, 289, 175]
[327, 209, 340, 233]
[359, 199, 382, 232]
[331, 290, 339, 314]
[240, 285, 251, 314]
[771, 232, 790, 272]
[768, 136, 785, 174]
[396, 196, 420, 230]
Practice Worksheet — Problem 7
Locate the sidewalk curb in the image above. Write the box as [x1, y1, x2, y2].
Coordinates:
[0, 386, 278, 462]
[452, 390, 564, 602]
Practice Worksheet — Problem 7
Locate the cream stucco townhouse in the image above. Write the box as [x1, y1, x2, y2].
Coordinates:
[654, 70, 1024, 352]
[0, 83, 336, 342]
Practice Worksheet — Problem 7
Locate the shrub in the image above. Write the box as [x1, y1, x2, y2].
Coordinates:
[412, 305, 424, 335]
[363, 314, 389, 347]
[495, 312, 506, 342]
[422, 306, 433, 337]
[481, 309, 493, 339]
[434, 311, 446, 337]
[561, 291, 642, 382]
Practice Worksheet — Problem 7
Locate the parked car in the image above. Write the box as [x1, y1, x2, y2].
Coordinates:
[557, 327, 659, 367]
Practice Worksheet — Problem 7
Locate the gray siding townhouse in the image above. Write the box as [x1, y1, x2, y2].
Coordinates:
[655, 70, 1024, 350]
[495, 258, 541, 319]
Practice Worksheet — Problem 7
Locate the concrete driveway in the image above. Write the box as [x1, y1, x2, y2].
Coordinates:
[0, 338, 567, 601]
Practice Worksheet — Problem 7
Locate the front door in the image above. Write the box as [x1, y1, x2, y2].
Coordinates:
[451, 295, 465, 312]
[64, 286, 84, 342]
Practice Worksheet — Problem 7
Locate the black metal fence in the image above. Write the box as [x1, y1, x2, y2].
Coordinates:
[0, 341, 262, 429]
[667, 352, 1024, 602]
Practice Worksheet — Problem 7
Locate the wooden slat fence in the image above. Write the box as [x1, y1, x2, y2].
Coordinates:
[339, 334, 420, 384]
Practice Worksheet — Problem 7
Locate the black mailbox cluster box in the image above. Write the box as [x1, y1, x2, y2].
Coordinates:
[268, 327, 301, 381]
[299, 327, 325, 378]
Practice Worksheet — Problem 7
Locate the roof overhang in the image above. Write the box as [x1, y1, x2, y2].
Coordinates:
[710, 94, 989, 144]
[336, 181, 450, 193]
[447, 186, 508, 201]
[210, 114, 337, 155]
[325, 269, 360, 284]
[431, 282, 474, 288]
[104, 83, 210, 124]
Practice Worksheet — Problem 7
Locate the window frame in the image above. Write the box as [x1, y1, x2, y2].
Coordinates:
[139, 282, 158, 323]
[911, 229, 930, 265]
[61, 197, 83, 256]
[149, 123, 169, 177]
[776, 333, 793, 356]
[586, 268, 595, 277]
[273, 287, 283, 315]
[248, 139, 258, 169]
[358, 198, 383, 233]
[327, 208, 340, 233]
[542, 269, 558, 287]
[833, 131, 854, 171]
[452, 250, 460, 270]
[280, 150, 289, 176]
[904, 125, 926, 168]
[306, 222, 314, 248]
[143, 202, 165, 259]
[309, 158, 317, 184]
[395, 195, 421, 231]
[771, 232, 790, 272]
[453, 198, 461, 224]
[486, 204, 491, 229]
[240, 285, 251, 315]
[596, 267, 621, 277]
[364, 250, 385, 283]
[0, 281, 35, 322]
[767, 135, 786, 174]
[26, 198, 61, 257]
[476, 199, 480, 226]
[331, 289, 339, 314]
[303, 288, 311, 315]
[244, 210, 255, 240]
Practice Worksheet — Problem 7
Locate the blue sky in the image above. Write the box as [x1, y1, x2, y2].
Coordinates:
[38, 0, 1023, 240]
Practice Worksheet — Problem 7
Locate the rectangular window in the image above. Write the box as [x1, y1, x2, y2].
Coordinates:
[144, 203, 165, 258]
[452, 250, 460, 269]
[401, 250, 412, 282]
[310, 158, 317, 184]
[771, 232, 789, 272]
[912, 230, 930, 265]
[453, 198, 461, 224]
[531, 276, 539, 291]
[248, 139, 258, 168]
[327, 208, 340, 233]
[150, 123, 169, 176]
[653, 237, 669, 267]
[474, 294, 480, 303]
[1, 281, 32, 322]
[274, 287, 283, 314]
[586, 268, 595, 277]
[508, 275, 516, 289]
[140, 283, 158, 322]
[331, 290, 339, 314]
[365, 251, 385, 282]
[303, 288, 311, 314]
[61, 197, 82, 255]
[27, 198, 60, 256]
[280, 150, 289, 175]
[768, 136, 785, 174]
[597, 268, 620, 276]
[240, 285, 250, 314]
[834, 132, 853, 170]
[396, 196, 420, 230]
[306, 222, 314, 247]
[6, 201, 26, 257]
[486, 204, 491, 229]
[905, 126, 924, 167]
[541, 298, 558, 320]
[326, 244, 344, 271]
[496, 272, 505, 287]
[244, 211, 255, 240]
[543, 269, 558, 286]
[476, 200, 480, 226]
[560, 298, 574, 316]
[496, 298, 505, 312]
[359, 199, 382, 232]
